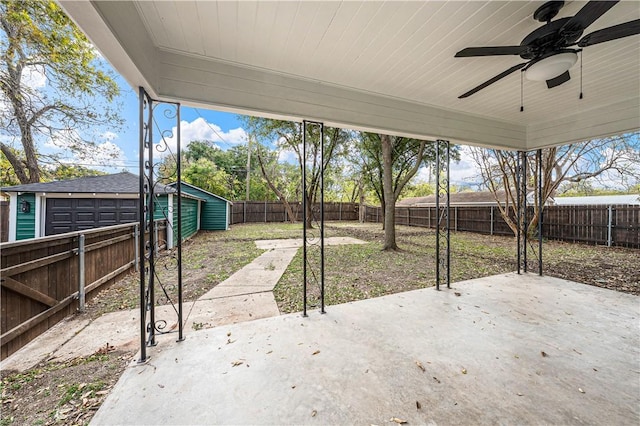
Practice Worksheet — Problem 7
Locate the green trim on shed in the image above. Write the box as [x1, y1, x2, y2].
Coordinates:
[178, 183, 230, 231]
[16, 193, 35, 240]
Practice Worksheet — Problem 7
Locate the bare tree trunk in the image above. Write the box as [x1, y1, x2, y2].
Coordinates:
[381, 134, 397, 250]
[256, 149, 296, 223]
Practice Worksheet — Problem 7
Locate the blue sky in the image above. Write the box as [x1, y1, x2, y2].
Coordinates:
[106, 74, 248, 174]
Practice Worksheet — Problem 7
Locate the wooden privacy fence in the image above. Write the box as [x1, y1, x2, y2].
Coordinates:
[1, 221, 167, 359]
[362, 204, 639, 248]
[1, 201, 8, 243]
[231, 201, 359, 224]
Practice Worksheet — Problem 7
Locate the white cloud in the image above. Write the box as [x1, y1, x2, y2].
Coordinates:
[278, 148, 298, 164]
[22, 65, 47, 89]
[45, 129, 128, 169]
[415, 145, 483, 187]
[158, 117, 248, 157]
[450, 145, 482, 186]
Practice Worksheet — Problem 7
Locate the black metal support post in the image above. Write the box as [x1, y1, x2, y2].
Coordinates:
[302, 123, 308, 317]
[435, 140, 450, 290]
[138, 87, 183, 360]
[138, 87, 147, 363]
[517, 150, 527, 274]
[537, 149, 543, 276]
[301, 120, 325, 315]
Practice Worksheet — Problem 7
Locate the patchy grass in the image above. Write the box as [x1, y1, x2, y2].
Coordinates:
[4, 221, 637, 426]
[1, 351, 133, 426]
[274, 222, 639, 313]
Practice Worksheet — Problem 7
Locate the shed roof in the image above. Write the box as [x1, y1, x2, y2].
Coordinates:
[168, 182, 233, 205]
[2, 172, 173, 194]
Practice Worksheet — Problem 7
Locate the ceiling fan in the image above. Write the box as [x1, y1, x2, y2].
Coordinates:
[455, 1, 640, 99]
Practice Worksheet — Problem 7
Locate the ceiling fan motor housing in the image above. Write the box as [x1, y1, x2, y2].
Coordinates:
[520, 17, 583, 60]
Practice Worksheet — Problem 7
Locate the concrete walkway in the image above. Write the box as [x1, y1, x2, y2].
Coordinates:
[1, 237, 365, 372]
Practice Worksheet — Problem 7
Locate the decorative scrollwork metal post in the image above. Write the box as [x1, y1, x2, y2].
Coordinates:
[302, 120, 325, 316]
[536, 149, 543, 276]
[517, 150, 527, 274]
[435, 140, 450, 290]
[138, 87, 183, 363]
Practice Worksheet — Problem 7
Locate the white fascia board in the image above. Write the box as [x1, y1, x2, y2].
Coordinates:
[527, 98, 640, 149]
[58, 0, 159, 98]
[157, 50, 527, 151]
[34, 196, 42, 238]
[8, 193, 17, 242]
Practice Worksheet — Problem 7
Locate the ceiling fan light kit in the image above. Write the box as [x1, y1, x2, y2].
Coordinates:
[455, 1, 640, 100]
[525, 51, 578, 81]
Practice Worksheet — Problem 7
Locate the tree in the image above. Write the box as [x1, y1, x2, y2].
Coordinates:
[1, 0, 121, 183]
[470, 134, 640, 236]
[358, 133, 460, 250]
[240, 117, 348, 227]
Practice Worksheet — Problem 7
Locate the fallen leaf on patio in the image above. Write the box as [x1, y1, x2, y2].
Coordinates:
[312, 350, 320, 355]
[157, 384, 164, 388]
[433, 376, 441, 384]
[291, 385, 296, 389]
[266, 350, 273, 354]
[311, 410, 317, 417]
[457, 306, 462, 310]
[227, 332, 231, 337]
[517, 392, 523, 396]
[541, 351, 548, 357]
[573, 349, 582, 355]
[231, 360, 244, 367]
[461, 368, 467, 374]
[454, 292, 461, 297]
[390, 417, 407, 424]
[416, 361, 425, 372]
[578, 388, 585, 393]
[416, 401, 421, 410]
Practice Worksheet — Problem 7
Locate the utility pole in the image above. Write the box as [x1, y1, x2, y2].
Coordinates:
[246, 136, 251, 201]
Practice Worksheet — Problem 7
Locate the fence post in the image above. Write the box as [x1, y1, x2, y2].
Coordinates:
[78, 234, 86, 312]
[376, 207, 379, 223]
[339, 203, 342, 221]
[454, 206, 458, 231]
[243, 201, 246, 223]
[408, 208, 411, 226]
[134, 224, 139, 272]
[607, 205, 613, 247]
[264, 201, 267, 223]
[428, 207, 431, 228]
[490, 206, 494, 235]
[154, 224, 159, 252]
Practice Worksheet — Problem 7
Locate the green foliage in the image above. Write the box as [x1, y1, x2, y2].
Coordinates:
[0, 0, 123, 183]
[401, 181, 435, 198]
[358, 133, 460, 205]
[48, 164, 107, 181]
[183, 157, 237, 197]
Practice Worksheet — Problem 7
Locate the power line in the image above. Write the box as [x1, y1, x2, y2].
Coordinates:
[193, 108, 236, 147]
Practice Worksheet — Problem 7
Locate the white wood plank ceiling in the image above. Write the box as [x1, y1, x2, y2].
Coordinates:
[60, 1, 640, 150]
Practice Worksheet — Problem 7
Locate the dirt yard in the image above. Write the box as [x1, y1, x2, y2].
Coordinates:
[2, 222, 637, 425]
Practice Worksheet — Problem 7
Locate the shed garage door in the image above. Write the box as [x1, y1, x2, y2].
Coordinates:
[45, 198, 138, 235]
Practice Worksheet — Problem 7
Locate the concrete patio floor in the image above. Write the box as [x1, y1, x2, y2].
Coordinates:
[91, 272, 639, 425]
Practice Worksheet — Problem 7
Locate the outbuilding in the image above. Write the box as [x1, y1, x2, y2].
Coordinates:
[168, 182, 232, 231]
[2, 172, 205, 242]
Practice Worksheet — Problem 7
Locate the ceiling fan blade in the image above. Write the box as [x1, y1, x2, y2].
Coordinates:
[561, 1, 618, 33]
[578, 19, 640, 47]
[546, 70, 571, 89]
[455, 46, 529, 57]
[458, 63, 527, 98]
